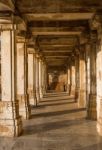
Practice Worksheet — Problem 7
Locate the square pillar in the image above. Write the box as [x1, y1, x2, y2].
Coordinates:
[33, 53, 37, 106]
[75, 53, 80, 102]
[96, 39, 102, 135]
[70, 59, 76, 96]
[67, 65, 71, 95]
[78, 48, 86, 108]
[0, 29, 22, 136]
[39, 59, 43, 98]
[16, 41, 31, 119]
[43, 63, 47, 94]
[27, 51, 37, 106]
[85, 44, 91, 115]
[87, 30, 97, 120]
[35, 55, 40, 103]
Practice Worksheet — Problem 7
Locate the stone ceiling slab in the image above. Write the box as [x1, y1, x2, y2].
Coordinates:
[23, 13, 94, 21]
[13, 0, 102, 67]
[16, 0, 102, 13]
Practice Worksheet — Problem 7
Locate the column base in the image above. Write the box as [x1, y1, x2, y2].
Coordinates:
[17, 94, 31, 119]
[70, 85, 75, 96]
[97, 98, 102, 136]
[78, 89, 86, 108]
[28, 90, 37, 106]
[75, 88, 79, 102]
[39, 88, 43, 98]
[36, 88, 40, 103]
[42, 87, 46, 95]
[0, 101, 22, 137]
[97, 118, 102, 136]
[87, 94, 97, 120]
[67, 84, 71, 95]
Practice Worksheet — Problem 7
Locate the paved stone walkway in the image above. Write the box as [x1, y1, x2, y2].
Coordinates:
[0, 92, 102, 150]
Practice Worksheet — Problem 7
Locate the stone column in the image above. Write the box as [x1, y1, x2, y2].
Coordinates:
[87, 30, 97, 120]
[67, 64, 71, 95]
[85, 44, 91, 114]
[16, 40, 31, 119]
[41, 61, 45, 95]
[43, 63, 47, 94]
[78, 46, 86, 108]
[0, 28, 22, 136]
[35, 54, 40, 103]
[70, 58, 76, 96]
[39, 59, 43, 98]
[75, 53, 80, 102]
[97, 38, 102, 135]
[33, 52, 37, 106]
[27, 49, 36, 106]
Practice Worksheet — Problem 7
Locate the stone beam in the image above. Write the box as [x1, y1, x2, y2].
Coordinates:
[28, 20, 89, 27]
[43, 50, 72, 53]
[16, 0, 102, 14]
[45, 56, 69, 58]
[44, 52, 71, 56]
[23, 13, 94, 21]
[31, 31, 81, 36]
[30, 26, 84, 33]
[0, 0, 14, 11]
[39, 44, 74, 47]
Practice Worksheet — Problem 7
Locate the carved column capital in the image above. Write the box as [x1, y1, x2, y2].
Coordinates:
[90, 30, 98, 43]
[90, 14, 102, 30]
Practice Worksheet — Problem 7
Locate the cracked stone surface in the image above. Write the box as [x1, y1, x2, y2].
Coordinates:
[0, 92, 102, 150]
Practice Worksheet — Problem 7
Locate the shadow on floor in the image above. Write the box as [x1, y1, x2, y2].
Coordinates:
[43, 94, 73, 98]
[30, 101, 76, 109]
[31, 108, 86, 119]
[23, 118, 90, 136]
[40, 101, 76, 107]
[40, 97, 74, 103]
[74, 143, 102, 150]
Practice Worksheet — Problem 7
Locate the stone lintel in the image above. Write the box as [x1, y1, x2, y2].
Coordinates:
[16, 35, 27, 43]
[0, 1, 14, 12]
[0, 14, 27, 31]
[90, 14, 102, 30]
[27, 48, 35, 54]
[16, 18, 27, 31]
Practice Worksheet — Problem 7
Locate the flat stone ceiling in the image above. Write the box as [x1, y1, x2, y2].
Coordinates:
[1, 0, 102, 70]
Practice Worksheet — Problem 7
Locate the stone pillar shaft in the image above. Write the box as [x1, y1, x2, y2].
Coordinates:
[33, 53, 37, 106]
[27, 52, 36, 106]
[0, 28, 22, 136]
[35, 55, 40, 103]
[75, 55, 80, 102]
[67, 65, 71, 95]
[39, 59, 43, 98]
[97, 39, 102, 135]
[87, 30, 97, 120]
[17, 42, 31, 119]
[70, 60, 76, 96]
[78, 50, 86, 108]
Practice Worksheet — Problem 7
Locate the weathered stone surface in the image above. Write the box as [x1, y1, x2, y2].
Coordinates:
[0, 101, 22, 137]
[1, 0, 102, 139]
[0, 93, 102, 149]
[17, 42, 31, 119]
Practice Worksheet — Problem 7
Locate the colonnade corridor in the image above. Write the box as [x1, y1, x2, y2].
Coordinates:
[0, 92, 102, 150]
[2, 0, 102, 150]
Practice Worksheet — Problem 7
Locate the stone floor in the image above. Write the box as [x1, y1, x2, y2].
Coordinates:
[0, 92, 102, 150]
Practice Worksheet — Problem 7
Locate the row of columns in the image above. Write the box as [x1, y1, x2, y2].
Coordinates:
[0, 26, 47, 136]
[67, 31, 97, 110]
[66, 29, 102, 135]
